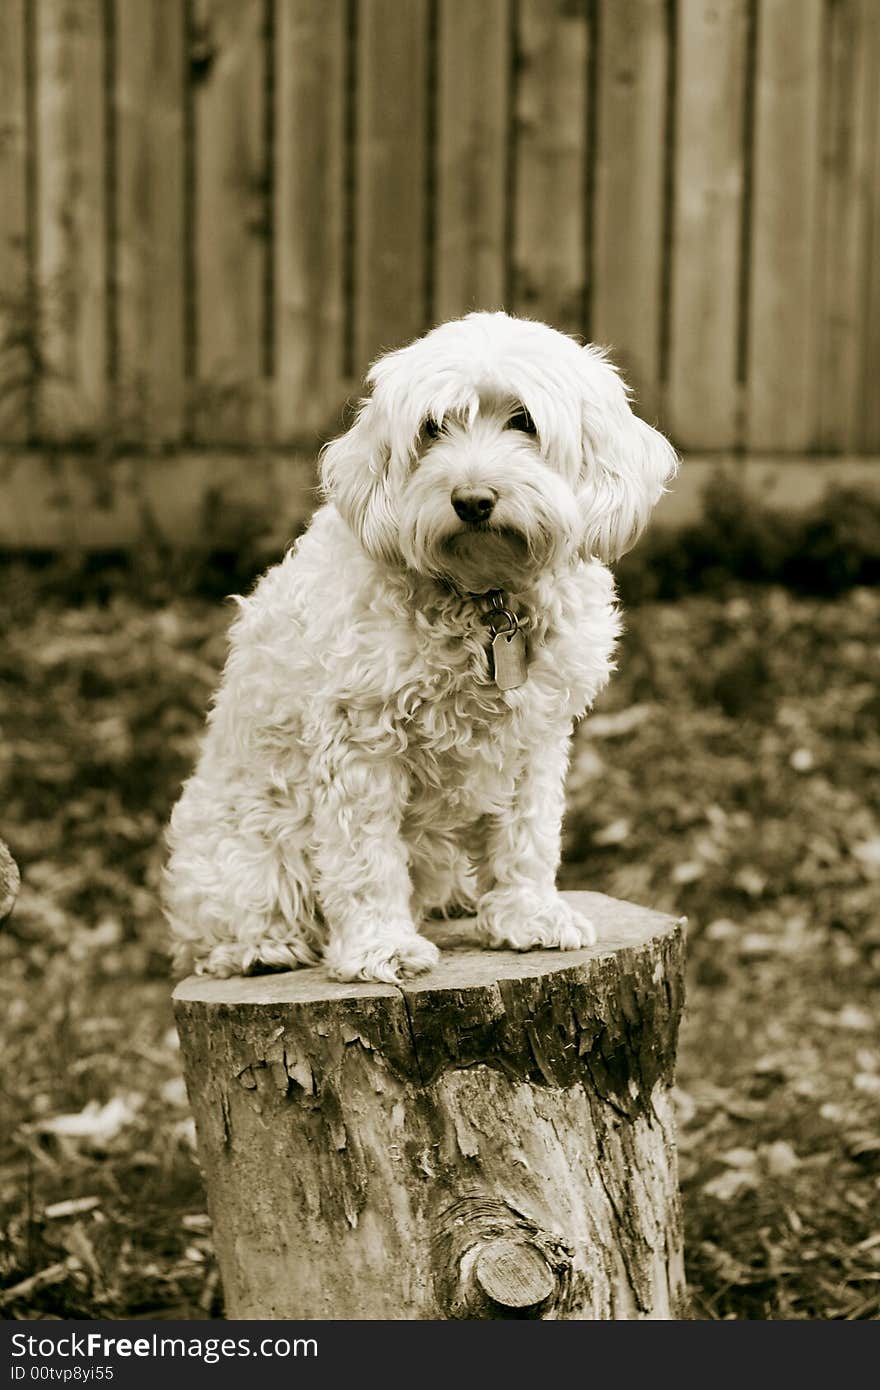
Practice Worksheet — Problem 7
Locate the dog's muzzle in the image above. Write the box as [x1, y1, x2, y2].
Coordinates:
[451, 485, 498, 526]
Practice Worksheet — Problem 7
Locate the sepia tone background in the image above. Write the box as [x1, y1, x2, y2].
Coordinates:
[1, 0, 879, 1322]
[0, 0, 879, 548]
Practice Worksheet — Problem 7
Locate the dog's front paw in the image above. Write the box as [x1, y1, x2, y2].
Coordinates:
[477, 888, 596, 953]
[325, 929, 440, 985]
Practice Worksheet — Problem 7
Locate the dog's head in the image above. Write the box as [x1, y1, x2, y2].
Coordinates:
[321, 312, 677, 591]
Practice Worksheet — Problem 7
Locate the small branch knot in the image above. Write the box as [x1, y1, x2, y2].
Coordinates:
[432, 1193, 574, 1319]
[475, 1237, 556, 1314]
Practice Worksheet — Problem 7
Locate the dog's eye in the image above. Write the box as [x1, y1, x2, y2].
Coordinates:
[507, 406, 536, 435]
[422, 417, 442, 440]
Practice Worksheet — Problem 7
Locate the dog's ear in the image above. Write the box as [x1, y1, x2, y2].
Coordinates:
[320, 401, 401, 564]
[576, 347, 678, 563]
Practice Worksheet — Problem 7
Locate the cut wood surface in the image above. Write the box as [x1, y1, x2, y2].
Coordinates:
[174, 891, 687, 1319]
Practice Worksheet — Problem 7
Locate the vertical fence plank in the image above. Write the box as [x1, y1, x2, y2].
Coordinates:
[668, 0, 748, 449]
[355, 0, 429, 369]
[511, 0, 588, 337]
[434, 0, 510, 321]
[747, 0, 822, 451]
[2, 0, 877, 498]
[115, 0, 185, 446]
[860, 23, 880, 450]
[816, 0, 878, 450]
[592, 0, 667, 418]
[275, 0, 346, 441]
[191, 0, 269, 442]
[0, 0, 28, 440]
[35, 0, 107, 441]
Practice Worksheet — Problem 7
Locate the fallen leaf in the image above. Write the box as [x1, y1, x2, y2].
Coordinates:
[585, 704, 656, 739]
[160, 1076, 189, 1108]
[593, 818, 631, 847]
[181, 1213, 211, 1232]
[734, 867, 767, 898]
[705, 918, 740, 941]
[702, 1168, 758, 1202]
[719, 1147, 758, 1171]
[790, 748, 815, 773]
[739, 933, 775, 957]
[699, 1240, 752, 1285]
[834, 1005, 875, 1032]
[673, 861, 705, 885]
[762, 1141, 800, 1177]
[852, 838, 880, 873]
[854, 1073, 880, 1097]
[36, 1094, 142, 1149]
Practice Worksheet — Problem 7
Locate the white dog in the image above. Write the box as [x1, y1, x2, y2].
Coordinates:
[164, 312, 677, 983]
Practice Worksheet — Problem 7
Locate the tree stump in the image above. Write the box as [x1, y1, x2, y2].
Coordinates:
[173, 891, 687, 1320]
[0, 839, 19, 922]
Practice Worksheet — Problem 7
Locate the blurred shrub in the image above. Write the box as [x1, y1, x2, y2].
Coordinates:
[617, 475, 880, 604]
[2, 473, 878, 608]
[0, 513, 290, 609]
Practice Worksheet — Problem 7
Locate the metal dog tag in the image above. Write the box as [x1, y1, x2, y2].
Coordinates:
[491, 628, 528, 691]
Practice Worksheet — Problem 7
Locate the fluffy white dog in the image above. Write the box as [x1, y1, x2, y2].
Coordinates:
[164, 312, 677, 983]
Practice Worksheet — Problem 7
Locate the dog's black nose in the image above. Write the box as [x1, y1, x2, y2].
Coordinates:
[451, 485, 497, 525]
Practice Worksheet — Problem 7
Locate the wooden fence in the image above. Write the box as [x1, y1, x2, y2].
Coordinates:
[1, 0, 879, 547]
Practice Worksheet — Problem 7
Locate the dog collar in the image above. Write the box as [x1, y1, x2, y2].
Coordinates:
[476, 590, 529, 692]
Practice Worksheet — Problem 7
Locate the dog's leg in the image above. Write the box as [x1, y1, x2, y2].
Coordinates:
[164, 765, 324, 977]
[409, 832, 477, 922]
[475, 730, 596, 952]
[311, 746, 440, 983]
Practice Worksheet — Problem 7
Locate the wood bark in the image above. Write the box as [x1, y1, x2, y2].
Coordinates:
[0, 839, 19, 922]
[174, 891, 687, 1320]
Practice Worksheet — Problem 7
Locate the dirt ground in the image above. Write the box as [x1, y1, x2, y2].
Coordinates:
[1, 568, 878, 1319]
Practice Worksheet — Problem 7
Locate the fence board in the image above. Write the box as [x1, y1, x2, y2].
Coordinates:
[0, 0, 28, 441]
[355, 0, 429, 369]
[2, 0, 880, 549]
[861, 29, 880, 450]
[668, 0, 748, 449]
[510, 0, 588, 337]
[592, 0, 667, 418]
[191, 0, 269, 442]
[275, 0, 347, 440]
[434, 0, 510, 321]
[35, 0, 107, 441]
[746, 0, 822, 451]
[816, 0, 876, 451]
[115, 0, 185, 446]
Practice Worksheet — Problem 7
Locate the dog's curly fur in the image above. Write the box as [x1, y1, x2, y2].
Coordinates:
[163, 312, 677, 983]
